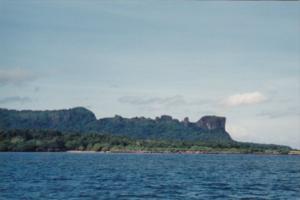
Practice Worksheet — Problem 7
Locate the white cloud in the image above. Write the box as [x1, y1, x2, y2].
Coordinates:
[0, 68, 36, 86]
[223, 92, 267, 107]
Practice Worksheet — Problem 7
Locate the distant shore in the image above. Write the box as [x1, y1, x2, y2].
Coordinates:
[65, 150, 300, 155]
[1, 150, 299, 155]
[0, 130, 295, 155]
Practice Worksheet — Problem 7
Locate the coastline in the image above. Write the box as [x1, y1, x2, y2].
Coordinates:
[64, 150, 300, 155]
[1, 150, 299, 155]
[1, 130, 293, 155]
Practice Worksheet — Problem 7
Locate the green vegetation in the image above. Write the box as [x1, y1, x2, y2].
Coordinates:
[0, 107, 232, 142]
[0, 129, 292, 154]
[0, 107, 294, 155]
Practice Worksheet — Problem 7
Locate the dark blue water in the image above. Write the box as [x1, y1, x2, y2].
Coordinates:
[0, 153, 299, 200]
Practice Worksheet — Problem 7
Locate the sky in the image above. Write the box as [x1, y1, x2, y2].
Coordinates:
[0, 1, 299, 148]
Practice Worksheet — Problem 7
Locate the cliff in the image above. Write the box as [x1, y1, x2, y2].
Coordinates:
[196, 116, 226, 131]
[0, 107, 96, 132]
[0, 107, 233, 143]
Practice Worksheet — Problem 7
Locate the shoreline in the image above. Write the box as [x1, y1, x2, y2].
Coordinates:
[1, 150, 298, 155]
[66, 150, 300, 155]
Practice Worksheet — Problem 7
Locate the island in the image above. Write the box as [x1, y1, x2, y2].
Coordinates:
[0, 107, 297, 154]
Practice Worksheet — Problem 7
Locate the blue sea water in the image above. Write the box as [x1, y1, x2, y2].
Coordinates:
[0, 153, 299, 200]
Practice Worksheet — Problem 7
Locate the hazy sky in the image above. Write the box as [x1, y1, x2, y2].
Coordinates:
[0, 1, 299, 148]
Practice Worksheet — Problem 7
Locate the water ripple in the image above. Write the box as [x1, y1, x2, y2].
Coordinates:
[0, 153, 299, 200]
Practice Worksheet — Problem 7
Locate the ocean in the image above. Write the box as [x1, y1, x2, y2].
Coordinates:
[0, 152, 299, 199]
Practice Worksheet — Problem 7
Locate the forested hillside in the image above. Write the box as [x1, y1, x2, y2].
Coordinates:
[0, 107, 232, 143]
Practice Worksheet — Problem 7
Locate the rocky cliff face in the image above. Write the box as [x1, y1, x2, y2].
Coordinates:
[196, 116, 226, 131]
[0, 107, 96, 131]
[0, 107, 232, 142]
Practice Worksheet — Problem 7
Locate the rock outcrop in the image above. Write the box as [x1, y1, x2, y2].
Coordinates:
[182, 117, 190, 127]
[196, 116, 226, 131]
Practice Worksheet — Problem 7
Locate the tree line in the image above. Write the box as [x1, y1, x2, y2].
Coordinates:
[0, 129, 291, 154]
